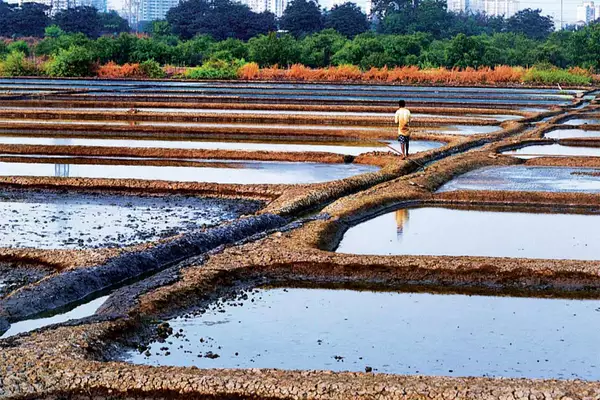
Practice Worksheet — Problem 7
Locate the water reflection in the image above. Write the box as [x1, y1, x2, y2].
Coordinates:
[395, 209, 409, 237]
[54, 164, 70, 177]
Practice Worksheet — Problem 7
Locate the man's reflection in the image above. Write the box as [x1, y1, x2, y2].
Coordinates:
[395, 209, 409, 238]
[54, 164, 70, 177]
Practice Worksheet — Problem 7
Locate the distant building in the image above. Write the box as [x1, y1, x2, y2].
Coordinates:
[20, 0, 106, 15]
[240, 0, 288, 17]
[447, 0, 519, 17]
[139, 0, 179, 21]
[331, 0, 371, 15]
[576, 1, 600, 24]
[447, 0, 470, 13]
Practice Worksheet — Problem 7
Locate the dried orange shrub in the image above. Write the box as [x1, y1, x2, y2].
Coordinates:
[256, 65, 286, 80]
[325, 64, 362, 81]
[568, 66, 592, 77]
[362, 66, 389, 82]
[240, 63, 532, 85]
[97, 62, 142, 78]
[163, 65, 186, 78]
[238, 62, 260, 79]
[485, 65, 524, 83]
[285, 64, 314, 80]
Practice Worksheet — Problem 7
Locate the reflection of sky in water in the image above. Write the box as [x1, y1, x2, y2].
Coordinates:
[545, 129, 600, 139]
[0, 136, 443, 157]
[0, 161, 378, 185]
[503, 144, 600, 158]
[126, 288, 600, 380]
[563, 119, 600, 125]
[1, 296, 108, 339]
[438, 166, 600, 194]
[337, 207, 600, 260]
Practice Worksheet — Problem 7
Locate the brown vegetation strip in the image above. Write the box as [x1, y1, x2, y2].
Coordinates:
[0, 144, 354, 165]
[525, 157, 600, 168]
[0, 176, 286, 201]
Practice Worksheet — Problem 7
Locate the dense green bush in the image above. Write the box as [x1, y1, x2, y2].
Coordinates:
[523, 67, 592, 85]
[0, 51, 37, 76]
[184, 59, 243, 79]
[7, 41, 30, 57]
[140, 59, 166, 78]
[45, 45, 94, 77]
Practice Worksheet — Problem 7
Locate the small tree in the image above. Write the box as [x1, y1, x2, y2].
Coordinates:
[46, 45, 95, 77]
[280, 0, 324, 37]
[325, 2, 369, 38]
[507, 9, 554, 40]
[7, 41, 30, 57]
[1, 51, 37, 77]
[53, 6, 102, 38]
[248, 32, 301, 66]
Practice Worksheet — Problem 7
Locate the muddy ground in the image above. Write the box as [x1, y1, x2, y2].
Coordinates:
[0, 188, 263, 249]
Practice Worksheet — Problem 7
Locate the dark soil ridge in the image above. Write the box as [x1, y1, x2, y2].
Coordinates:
[0, 213, 287, 329]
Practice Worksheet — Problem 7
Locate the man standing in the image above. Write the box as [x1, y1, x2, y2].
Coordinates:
[394, 100, 412, 159]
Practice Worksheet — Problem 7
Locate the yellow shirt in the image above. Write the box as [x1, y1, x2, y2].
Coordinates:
[395, 108, 412, 137]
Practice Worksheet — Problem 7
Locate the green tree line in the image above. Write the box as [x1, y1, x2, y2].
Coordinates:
[1, 0, 599, 76]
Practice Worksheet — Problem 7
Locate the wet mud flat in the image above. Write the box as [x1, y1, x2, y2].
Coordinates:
[437, 165, 600, 194]
[336, 206, 600, 260]
[0, 188, 262, 249]
[0, 261, 51, 298]
[122, 287, 600, 380]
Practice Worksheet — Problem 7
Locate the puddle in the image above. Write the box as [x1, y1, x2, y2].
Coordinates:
[563, 118, 600, 125]
[502, 143, 600, 158]
[124, 287, 600, 380]
[0, 189, 260, 249]
[425, 125, 501, 135]
[0, 136, 443, 156]
[0, 295, 108, 338]
[336, 206, 600, 260]
[0, 262, 50, 298]
[0, 160, 378, 184]
[438, 165, 600, 194]
[545, 129, 600, 139]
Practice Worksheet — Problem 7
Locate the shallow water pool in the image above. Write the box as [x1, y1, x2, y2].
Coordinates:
[0, 160, 378, 184]
[336, 206, 600, 260]
[437, 166, 600, 194]
[502, 143, 600, 158]
[124, 288, 600, 380]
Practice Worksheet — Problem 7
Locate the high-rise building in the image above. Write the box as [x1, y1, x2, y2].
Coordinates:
[240, 0, 288, 17]
[447, 0, 519, 17]
[331, 0, 371, 15]
[139, 0, 179, 21]
[447, 0, 470, 13]
[20, 0, 106, 15]
[576, 1, 600, 24]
